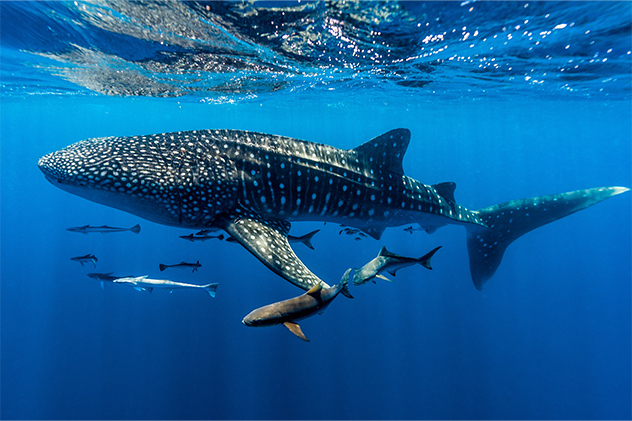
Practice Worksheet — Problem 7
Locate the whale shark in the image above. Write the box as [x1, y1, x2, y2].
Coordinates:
[38, 128, 629, 291]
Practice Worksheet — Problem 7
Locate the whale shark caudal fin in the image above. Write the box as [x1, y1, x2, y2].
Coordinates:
[467, 186, 630, 290]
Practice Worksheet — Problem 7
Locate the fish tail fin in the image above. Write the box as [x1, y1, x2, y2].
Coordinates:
[203, 283, 219, 298]
[159, 264, 167, 272]
[418, 246, 442, 270]
[467, 186, 629, 290]
[339, 268, 354, 299]
[130, 224, 141, 234]
[300, 229, 321, 250]
[217, 234, 224, 241]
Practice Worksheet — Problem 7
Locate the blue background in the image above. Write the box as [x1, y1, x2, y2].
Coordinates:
[2, 97, 630, 419]
[1, 1, 631, 419]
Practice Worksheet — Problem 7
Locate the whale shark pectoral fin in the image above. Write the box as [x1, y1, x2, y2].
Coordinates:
[216, 212, 330, 291]
[283, 322, 310, 342]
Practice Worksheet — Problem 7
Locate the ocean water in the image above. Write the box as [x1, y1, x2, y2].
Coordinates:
[1, 1, 631, 420]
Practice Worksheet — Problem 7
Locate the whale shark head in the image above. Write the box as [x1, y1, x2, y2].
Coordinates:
[38, 131, 239, 227]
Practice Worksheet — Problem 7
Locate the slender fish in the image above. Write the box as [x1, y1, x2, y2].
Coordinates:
[226, 229, 320, 249]
[113, 275, 218, 297]
[179, 233, 224, 242]
[70, 254, 98, 267]
[66, 224, 140, 234]
[159, 260, 201, 272]
[87, 272, 130, 289]
[242, 269, 353, 342]
[353, 246, 441, 286]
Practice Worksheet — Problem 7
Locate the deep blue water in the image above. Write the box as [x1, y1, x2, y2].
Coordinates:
[1, 2, 631, 420]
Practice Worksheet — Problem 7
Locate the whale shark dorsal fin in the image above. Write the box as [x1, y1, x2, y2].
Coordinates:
[432, 182, 457, 203]
[283, 321, 310, 342]
[353, 128, 411, 176]
[216, 210, 330, 291]
[307, 283, 323, 295]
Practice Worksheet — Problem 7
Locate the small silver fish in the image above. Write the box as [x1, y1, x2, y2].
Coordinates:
[353, 246, 441, 285]
[242, 269, 353, 342]
[113, 275, 218, 297]
[70, 254, 98, 267]
[195, 228, 220, 236]
[179, 233, 224, 242]
[66, 224, 140, 234]
[159, 260, 201, 273]
[403, 225, 426, 234]
[227, 229, 320, 250]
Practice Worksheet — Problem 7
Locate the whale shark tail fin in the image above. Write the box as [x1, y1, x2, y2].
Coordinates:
[467, 186, 629, 290]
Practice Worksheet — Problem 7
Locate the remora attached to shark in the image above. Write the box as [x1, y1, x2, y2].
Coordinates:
[38, 128, 629, 290]
[243, 269, 353, 342]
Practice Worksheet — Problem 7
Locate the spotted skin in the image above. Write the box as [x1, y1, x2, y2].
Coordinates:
[39, 129, 629, 290]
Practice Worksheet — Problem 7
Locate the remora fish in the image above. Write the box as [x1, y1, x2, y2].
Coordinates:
[70, 254, 98, 267]
[226, 229, 321, 249]
[87, 272, 130, 289]
[66, 224, 141, 234]
[159, 260, 201, 272]
[179, 233, 224, 242]
[242, 269, 353, 342]
[113, 275, 218, 297]
[353, 246, 441, 286]
[39, 128, 630, 290]
[404, 225, 425, 234]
